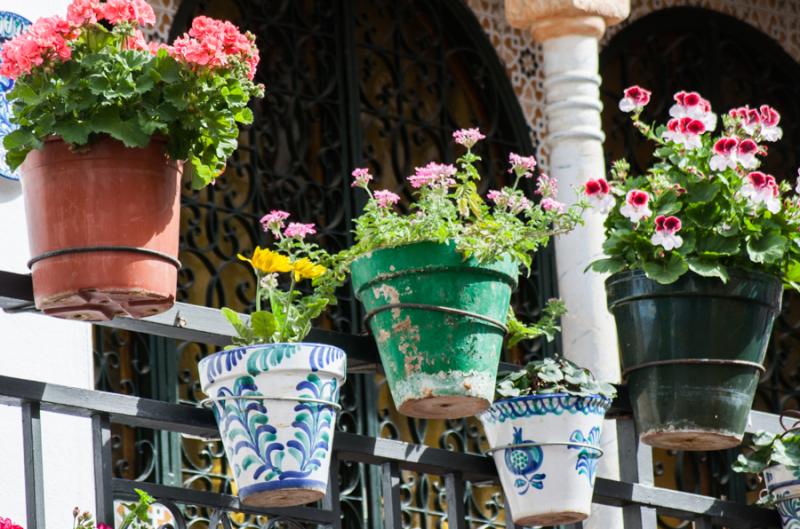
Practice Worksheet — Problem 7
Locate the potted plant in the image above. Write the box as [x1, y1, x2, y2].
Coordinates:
[588, 87, 794, 450]
[198, 212, 347, 508]
[479, 356, 616, 526]
[347, 129, 585, 419]
[733, 430, 800, 528]
[1, 0, 263, 320]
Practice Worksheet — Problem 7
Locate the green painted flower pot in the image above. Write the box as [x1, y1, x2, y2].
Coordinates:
[351, 242, 518, 419]
[606, 269, 782, 451]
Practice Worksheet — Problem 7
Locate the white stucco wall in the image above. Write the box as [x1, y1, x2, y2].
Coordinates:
[0, 2, 95, 526]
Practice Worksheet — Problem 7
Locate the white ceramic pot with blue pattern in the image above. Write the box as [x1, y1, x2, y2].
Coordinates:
[199, 343, 346, 508]
[479, 393, 611, 526]
[764, 465, 800, 528]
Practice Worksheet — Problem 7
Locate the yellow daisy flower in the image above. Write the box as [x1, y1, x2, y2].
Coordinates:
[292, 257, 327, 282]
[237, 247, 293, 274]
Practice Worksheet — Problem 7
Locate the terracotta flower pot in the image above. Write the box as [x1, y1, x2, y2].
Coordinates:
[20, 136, 182, 320]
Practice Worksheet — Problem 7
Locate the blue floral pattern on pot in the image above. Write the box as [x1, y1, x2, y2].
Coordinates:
[199, 343, 346, 506]
[0, 11, 31, 181]
[504, 426, 545, 494]
[568, 426, 602, 484]
[777, 490, 800, 529]
[480, 394, 611, 425]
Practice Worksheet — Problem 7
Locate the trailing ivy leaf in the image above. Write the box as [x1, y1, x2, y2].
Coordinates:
[747, 231, 786, 264]
[687, 258, 729, 282]
[642, 254, 688, 284]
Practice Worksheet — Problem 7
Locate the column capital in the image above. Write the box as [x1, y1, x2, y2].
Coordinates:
[504, 0, 630, 40]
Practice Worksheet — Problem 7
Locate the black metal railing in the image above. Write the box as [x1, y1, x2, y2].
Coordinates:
[0, 271, 783, 529]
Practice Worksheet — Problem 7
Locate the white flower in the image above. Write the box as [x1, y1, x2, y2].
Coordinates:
[651, 215, 683, 251]
[620, 189, 652, 223]
[740, 171, 781, 214]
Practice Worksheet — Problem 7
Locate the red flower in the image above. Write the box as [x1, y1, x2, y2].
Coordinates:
[0, 518, 23, 529]
[628, 190, 649, 207]
[102, 0, 156, 26]
[619, 85, 652, 112]
[584, 178, 610, 196]
[738, 138, 758, 155]
[713, 137, 737, 155]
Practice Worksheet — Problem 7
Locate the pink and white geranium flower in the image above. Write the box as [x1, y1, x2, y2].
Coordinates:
[619, 85, 652, 113]
[669, 90, 716, 131]
[584, 178, 615, 213]
[760, 105, 782, 142]
[351, 167, 373, 188]
[620, 189, 652, 223]
[508, 153, 537, 179]
[452, 128, 485, 149]
[408, 162, 457, 189]
[374, 189, 400, 208]
[651, 215, 683, 250]
[284, 222, 317, 239]
[260, 210, 290, 234]
[736, 138, 759, 169]
[795, 167, 800, 195]
[541, 197, 565, 213]
[709, 137, 738, 171]
[662, 116, 706, 150]
[487, 189, 532, 214]
[740, 171, 781, 213]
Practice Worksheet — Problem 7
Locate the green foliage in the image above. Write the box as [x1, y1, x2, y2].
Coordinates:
[72, 488, 154, 529]
[495, 357, 617, 400]
[506, 298, 567, 347]
[592, 97, 800, 287]
[733, 430, 800, 506]
[4, 22, 263, 189]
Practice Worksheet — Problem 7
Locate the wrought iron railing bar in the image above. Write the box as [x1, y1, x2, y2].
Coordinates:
[20, 400, 45, 529]
[112, 479, 336, 524]
[444, 472, 466, 529]
[91, 413, 114, 523]
[502, 498, 516, 529]
[381, 461, 403, 528]
[323, 454, 343, 529]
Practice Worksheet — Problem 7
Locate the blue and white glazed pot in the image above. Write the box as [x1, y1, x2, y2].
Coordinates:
[199, 343, 347, 508]
[764, 465, 800, 528]
[479, 393, 611, 526]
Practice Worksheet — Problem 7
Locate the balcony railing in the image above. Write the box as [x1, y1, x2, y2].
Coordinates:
[0, 270, 783, 529]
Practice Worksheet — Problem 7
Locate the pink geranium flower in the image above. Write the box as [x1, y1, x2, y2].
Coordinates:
[541, 197, 564, 213]
[67, 0, 103, 25]
[670, 90, 716, 131]
[351, 167, 372, 188]
[374, 189, 400, 208]
[620, 189, 651, 223]
[736, 138, 759, 169]
[709, 137, 738, 171]
[408, 162, 457, 189]
[487, 189, 531, 214]
[102, 0, 156, 26]
[740, 171, 780, 213]
[284, 222, 316, 239]
[662, 117, 706, 150]
[535, 173, 558, 198]
[171, 15, 259, 79]
[452, 128, 485, 149]
[651, 215, 683, 250]
[584, 178, 615, 213]
[0, 15, 76, 79]
[760, 105, 782, 142]
[618, 85, 651, 113]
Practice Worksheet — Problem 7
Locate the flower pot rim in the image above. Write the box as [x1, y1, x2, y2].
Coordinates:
[606, 267, 782, 287]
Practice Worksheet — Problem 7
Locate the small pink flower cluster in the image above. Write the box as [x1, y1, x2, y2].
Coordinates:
[374, 189, 400, 208]
[349, 168, 400, 208]
[487, 189, 532, 214]
[508, 152, 537, 178]
[408, 162, 457, 189]
[535, 172, 558, 198]
[351, 167, 372, 188]
[171, 15, 259, 80]
[260, 210, 317, 239]
[452, 128, 485, 149]
[729, 104, 782, 142]
[66, 0, 155, 26]
[0, 15, 76, 79]
[0, 517, 22, 529]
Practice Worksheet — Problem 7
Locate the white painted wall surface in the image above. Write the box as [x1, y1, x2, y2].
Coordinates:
[0, 1, 95, 526]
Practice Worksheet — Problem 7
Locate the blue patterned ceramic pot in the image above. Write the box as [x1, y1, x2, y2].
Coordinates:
[479, 394, 611, 526]
[199, 343, 347, 507]
[764, 465, 800, 528]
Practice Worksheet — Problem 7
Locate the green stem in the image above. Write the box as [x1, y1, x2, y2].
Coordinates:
[282, 276, 296, 341]
[255, 271, 262, 313]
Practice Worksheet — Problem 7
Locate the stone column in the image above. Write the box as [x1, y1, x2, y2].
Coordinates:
[505, 2, 630, 529]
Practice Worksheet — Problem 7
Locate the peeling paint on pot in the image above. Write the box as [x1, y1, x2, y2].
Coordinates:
[479, 394, 611, 526]
[199, 343, 346, 508]
[351, 241, 518, 419]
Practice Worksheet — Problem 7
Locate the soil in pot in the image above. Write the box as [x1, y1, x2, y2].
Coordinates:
[198, 342, 347, 508]
[351, 241, 518, 419]
[606, 269, 782, 451]
[479, 394, 611, 526]
[21, 136, 182, 321]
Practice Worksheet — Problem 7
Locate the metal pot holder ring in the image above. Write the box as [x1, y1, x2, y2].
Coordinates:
[621, 358, 766, 381]
[484, 440, 604, 457]
[362, 302, 508, 334]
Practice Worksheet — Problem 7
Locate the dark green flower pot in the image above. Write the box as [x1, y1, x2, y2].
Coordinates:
[606, 269, 782, 451]
[351, 241, 518, 419]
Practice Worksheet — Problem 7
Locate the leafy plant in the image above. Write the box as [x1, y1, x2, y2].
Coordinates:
[222, 212, 347, 346]
[71, 487, 154, 529]
[495, 357, 617, 400]
[732, 430, 800, 506]
[587, 87, 800, 286]
[1, 0, 264, 189]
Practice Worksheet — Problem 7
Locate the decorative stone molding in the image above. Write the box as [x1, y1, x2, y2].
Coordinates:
[505, 0, 630, 39]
